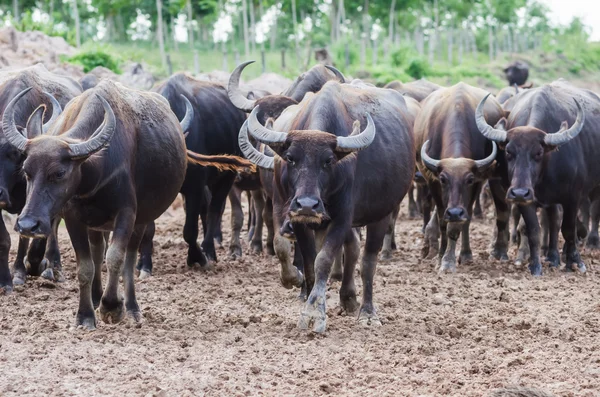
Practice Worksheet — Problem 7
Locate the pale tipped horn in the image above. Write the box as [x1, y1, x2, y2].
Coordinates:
[543, 99, 585, 146]
[475, 93, 508, 143]
[420, 140, 440, 172]
[42, 91, 62, 133]
[474, 141, 498, 170]
[247, 106, 287, 146]
[2, 87, 32, 152]
[325, 65, 346, 82]
[239, 120, 274, 170]
[179, 94, 193, 134]
[68, 95, 116, 159]
[227, 61, 257, 112]
[335, 113, 376, 152]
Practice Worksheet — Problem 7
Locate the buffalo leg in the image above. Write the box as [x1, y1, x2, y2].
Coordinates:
[41, 218, 63, 282]
[473, 183, 484, 219]
[137, 221, 154, 278]
[250, 190, 265, 253]
[26, 238, 47, 277]
[88, 230, 105, 308]
[98, 209, 136, 324]
[11, 236, 29, 286]
[407, 184, 419, 219]
[510, 205, 521, 245]
[202, 175, 235, 263]
[358, 215, 389, 326]
[489, 179, 510, 261]
[122, 225, 147, 322]
[587, 198, 600, 249]
[339, 229, 360, 314]
[562, 203, 586, 272]
[263, 197, 275, 255]
[183, 192, 207, 268]
[0, 217, 13, 291]
[440, 222, 460, 273]
[247, 191, 254, 238]
[515, 217, 530, 266]
[297, 221, 345, 333]
[65, 215, 96, 329]
[423, 211, 440, 259]
[519, 204, 542, 276]
[544, 205, 560, 268]
[381, 204, 400, 260]
[228, 186, 243, 259]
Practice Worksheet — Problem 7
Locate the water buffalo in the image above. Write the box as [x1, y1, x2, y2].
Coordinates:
[416, 83, 506, 273]
[476, 80, 600, 275]
[384, 79, 441, 102]
[0, 64, 82, 292]
[2, 79, 188, 329]
[240, 80, 415, 332]
[503, 61, 529, 86]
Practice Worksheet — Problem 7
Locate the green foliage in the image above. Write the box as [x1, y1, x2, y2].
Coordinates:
[68, 51, 121, 73]
[405, 57, 430, 79]
[332, 41, 359, 66]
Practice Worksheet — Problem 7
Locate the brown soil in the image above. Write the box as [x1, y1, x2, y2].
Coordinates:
[1, 199, 599, 397]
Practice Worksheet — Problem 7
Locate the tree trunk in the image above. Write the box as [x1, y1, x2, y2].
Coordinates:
[488, 24, 493, 61]
[171, 17, 179, 51]
[458, 29, 463, 64]
[270, 15, 277, 49]
[388, 0, 396, 44]
[330, 0, 337, 43]
[242, 0, 250, 56]
[372, 39, 378, 66]
[187, 0, 193, 49]
[250, 0, 256, 53]
[447, 27, 453, 65]
[471, 29, 477, 59]
[72, 0, 81, 48]
[12, 0, 18, 23]
[433, 0, 439, 62]
[156, 0, 167, 71]
[49, 0, 54, 22]
[291, 0, 299, 63]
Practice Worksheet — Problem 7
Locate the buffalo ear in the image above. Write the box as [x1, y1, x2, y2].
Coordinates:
[247, 91, 257, 100]
[265, 117, 275, 130]
[494, 117, 508, 131]
[25, 105, 46, 139]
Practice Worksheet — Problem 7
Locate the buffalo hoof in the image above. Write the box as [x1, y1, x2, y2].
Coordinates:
[408, 209, 419, 220]
[187, 246, 207, 268]
[425, 243, 439, 260]
[0, 281, 13, 294]
[459, 251, 473, 265]
[266, 244, 275, 256]
[298, 293, 327, 333]
[40, 267, 55, 281]
[12, 272, 26, 286]
[380, 249, 393, 261]
[280, 267, 303, 290]
[25, 257, 47, 277]
[98, 298, 125, 324]
[528, 261, 542, 276]
[139, 269, 152, 280]
[510, 233, 519, 246]
[587, 234, 600, 250]
[564, 255, 586, 273]
[250, 241, 263, 254]
[438, 256, 457, 274]
[545, 249, 560, 269]
[126, 310, 143, 325]
[76, 312, 97, 331]
[229, 245, 242, 259]
[490, 248, 509, 262]
[358, 306, 382, 327]
[339, 291, 360, 315]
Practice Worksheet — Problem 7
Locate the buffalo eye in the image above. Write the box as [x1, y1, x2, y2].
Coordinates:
[534, 149, 543, 161]
[439, 174, 448, 186]
[505, 151, 514, 161]
[323, 157, 334, 168]
[465, 174, 475, 185]
[285, 154, 295, 166]
[48, 169, 66, 182]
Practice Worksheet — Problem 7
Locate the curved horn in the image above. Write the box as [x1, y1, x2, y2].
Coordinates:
[179, 94, 193, 134]
[2, 87, 32, 152]
[239, 120, 274, 170]
[336, 113, 376, 152]
[228, 61, 257, 112]
[476, 93, 508, 143]
[474, 141, 498, 170]
[420, 140, 440, 172]
[247, 106, 287, 146]
[544, 99, 585, 146]
[325, 65, 346, 83]
[42, 91, 62, 133]
[68, 95, 116, 159]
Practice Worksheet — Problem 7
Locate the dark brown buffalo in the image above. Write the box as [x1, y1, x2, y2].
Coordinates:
[416, 83, 506, 272]
[504, 61, 529, 86]
[476, 80, 600, 275]
[2, 80, 188, 329]
[240, 80, 415, 332]
[0, 64, 82, 292]
[384, 79, 441, 102]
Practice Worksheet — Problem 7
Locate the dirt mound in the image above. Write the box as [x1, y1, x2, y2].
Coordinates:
[0, 27, 74, 71]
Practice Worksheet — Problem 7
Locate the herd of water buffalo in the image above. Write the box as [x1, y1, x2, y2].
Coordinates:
[0, 59, 595, 334]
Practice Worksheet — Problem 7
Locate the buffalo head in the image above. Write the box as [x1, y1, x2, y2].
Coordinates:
[240, 105, 375, 224]
[476, 93, 585, 204]
[2, 88, 116, 237]
[421, 140, 497, 223]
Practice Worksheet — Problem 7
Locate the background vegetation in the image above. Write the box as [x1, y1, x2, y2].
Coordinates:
[1, 0, 599, 89]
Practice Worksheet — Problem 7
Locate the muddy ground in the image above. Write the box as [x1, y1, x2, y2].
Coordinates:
[1, 198, 599, 397]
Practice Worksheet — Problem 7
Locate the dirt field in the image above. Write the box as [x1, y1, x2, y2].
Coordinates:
[1, 198, 599, 397]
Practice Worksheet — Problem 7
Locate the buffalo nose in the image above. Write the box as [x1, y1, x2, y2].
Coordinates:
[445, 207, 467, 222]
[292, 197, 321, 213]
[0, 188, 10, 207]
[508, 188, 533, 202]
[16, 216, 41, 235]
